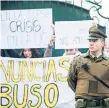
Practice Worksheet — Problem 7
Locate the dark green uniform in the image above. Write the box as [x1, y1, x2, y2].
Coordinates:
[67, 27, 109, 108]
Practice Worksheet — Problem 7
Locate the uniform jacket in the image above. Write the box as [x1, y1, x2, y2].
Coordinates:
[67, 51, 109, 100]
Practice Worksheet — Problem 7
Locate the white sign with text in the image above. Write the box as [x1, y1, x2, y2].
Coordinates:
[1, 9, 52, 49]
[55, 20, 93, 49]
[0, 56, 75, 108]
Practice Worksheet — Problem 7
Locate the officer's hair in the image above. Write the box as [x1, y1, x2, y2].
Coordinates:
[100, 38, 105, 43]
[100, 38, 105, 47]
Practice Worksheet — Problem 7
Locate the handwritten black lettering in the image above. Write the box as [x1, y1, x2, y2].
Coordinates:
[60, 37, 68, 45]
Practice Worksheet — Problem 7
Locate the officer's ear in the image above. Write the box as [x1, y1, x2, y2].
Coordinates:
[100, 38, 105, 47]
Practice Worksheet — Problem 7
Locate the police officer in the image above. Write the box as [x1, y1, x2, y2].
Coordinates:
[67, 26, 109, 108]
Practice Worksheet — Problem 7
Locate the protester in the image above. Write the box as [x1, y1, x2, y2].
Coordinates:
[20, 36, 55, 58]
[45, 24, 82, 57]
[20, 48, 41, 58]
[63, 48, 81, 56]
[20, 26, 55, 58]
[1, 24, 55, 58]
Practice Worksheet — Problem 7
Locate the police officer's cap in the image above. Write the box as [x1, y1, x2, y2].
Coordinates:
[88, 26, 107, 40]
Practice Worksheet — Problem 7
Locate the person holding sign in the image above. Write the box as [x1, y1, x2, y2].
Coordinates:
[43, 24, 56, 57]
[45, 24, 82, 57]
[44, 35, 55, 57]
[1, 24, 56, 58]
[20, 35, 55, 58]
[67, 26, 109, 108]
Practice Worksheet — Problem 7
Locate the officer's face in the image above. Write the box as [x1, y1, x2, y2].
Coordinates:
[89, 39, 104, 52]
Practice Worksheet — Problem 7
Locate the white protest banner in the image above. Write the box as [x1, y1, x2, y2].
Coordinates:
[0, 56, 75, 108]
[55, 20, 93, 49]
[1, 9, 52, 49]
[106, 23, 109, 46]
